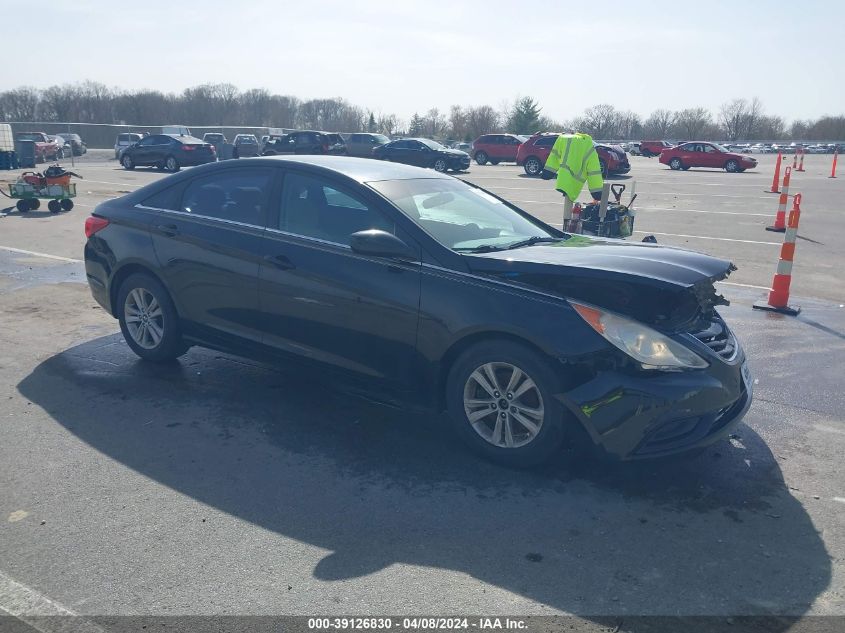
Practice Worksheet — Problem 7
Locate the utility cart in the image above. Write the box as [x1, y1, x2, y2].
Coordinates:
[7, 181, 76, 213]
[3, 166, 80, 213]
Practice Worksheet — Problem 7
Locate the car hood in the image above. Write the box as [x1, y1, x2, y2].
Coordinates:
[464, 236, 736, 330]
[441, 148, 469, 157]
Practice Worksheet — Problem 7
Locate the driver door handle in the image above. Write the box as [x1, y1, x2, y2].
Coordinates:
[154, 223, 179, 237]
[263, 254, 295, 270]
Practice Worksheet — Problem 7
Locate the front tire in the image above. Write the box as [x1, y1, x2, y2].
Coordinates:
[474, 151, 488, 165]
[725, 159, 740, 173]
[122, 154, 135, 170]
[599, 158, 608, 178]
[433, 158, 448, 172]
[669, 158, 683, 170]
[446, 341, 568, 467]
[523, 156, 543, 176]
[117, 273, 188, 362]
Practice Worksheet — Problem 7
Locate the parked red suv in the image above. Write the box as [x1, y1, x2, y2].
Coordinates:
[471, 133, 527, 165]
[659, 142, 758, 173]
[516, 133, 631, 177]
[640, 140, 675, 157]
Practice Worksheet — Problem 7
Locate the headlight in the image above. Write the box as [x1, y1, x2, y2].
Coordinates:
[570, 301, 708, 369]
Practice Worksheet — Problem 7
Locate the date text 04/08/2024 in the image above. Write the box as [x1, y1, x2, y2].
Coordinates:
[307, 618, 528, 630]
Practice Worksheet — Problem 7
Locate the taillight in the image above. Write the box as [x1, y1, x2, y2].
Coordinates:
[182, 145, 196, 151]
[85, 216, 109, 238]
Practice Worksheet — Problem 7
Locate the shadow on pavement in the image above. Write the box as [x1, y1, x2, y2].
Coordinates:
[18, 335, 831, 620]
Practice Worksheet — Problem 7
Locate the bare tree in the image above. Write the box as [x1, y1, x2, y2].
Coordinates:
[576, 104, 619, 139]
[0, 87, 40, 121]
[719, 98, 748, 141]
[465, 105, 500, 139]
[674, 107, 712, 140]
[642, 109, 675, 138]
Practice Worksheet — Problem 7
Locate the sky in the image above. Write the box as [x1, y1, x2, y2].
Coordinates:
[1, 0, 842, 124]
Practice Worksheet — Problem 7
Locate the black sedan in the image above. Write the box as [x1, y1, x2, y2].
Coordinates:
[84, 156, 751, 467]
[120, 134, 217, 172]
[373, 138, 471, 172]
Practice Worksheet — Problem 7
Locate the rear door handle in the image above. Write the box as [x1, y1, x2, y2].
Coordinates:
[154, 223, 179, 237]
[263, 254, 295, 270]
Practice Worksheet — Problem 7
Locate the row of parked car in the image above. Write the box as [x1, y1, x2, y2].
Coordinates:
[14, 131, 87, 162]
[626, 140, 844, 157]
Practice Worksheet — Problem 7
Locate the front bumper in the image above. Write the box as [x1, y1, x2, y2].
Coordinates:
[448, 156, 471, 171]
[559, 342, 752, 460]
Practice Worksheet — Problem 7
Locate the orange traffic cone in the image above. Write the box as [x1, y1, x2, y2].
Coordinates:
[754, 194, 802, 316]
[830, 151, 838, 178]
[767, 152, 782, 193]
[796, 148, 805, 172]
[766, 167, 791, 232]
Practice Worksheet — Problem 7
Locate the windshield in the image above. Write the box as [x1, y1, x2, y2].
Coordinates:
[418, 138, 445, 150]
[17, 133, 41, 141]
[368, 178, 555, 251]
[373, 134, 389, 144]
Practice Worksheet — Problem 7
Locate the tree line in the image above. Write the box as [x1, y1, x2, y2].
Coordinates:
[1, 81, 843, 142]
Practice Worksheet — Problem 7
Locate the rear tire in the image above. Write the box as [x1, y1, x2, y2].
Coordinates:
[669, 158, 683, 170]
[523, 156, 543, 176]
[165, 156, 180, 172]
[117, 273, 188, 362]
[29, 198, 41, 210]
[48, 199, 61, 213]
[446, 340, 569, 468]
[474, 151, 488, 165]
[599, 158, 608, 178]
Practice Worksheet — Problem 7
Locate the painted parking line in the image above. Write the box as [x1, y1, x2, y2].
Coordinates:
[0, 569, 107, 633]
[0, 246, 83, 263]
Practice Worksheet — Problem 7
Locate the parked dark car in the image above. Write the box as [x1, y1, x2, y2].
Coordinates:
[262, 130, 346, 156]
[373, 138, 471, 172]
[120, 134, 216, 172]
[516, 133, 630, 177]
[659, 142, 758, 172]
[346, 132, 390, 157]
[471, 133, 527, 165]
[232, 134, 261, 158]
[56, 133, 87, 156]
[84, 155, 751, 467]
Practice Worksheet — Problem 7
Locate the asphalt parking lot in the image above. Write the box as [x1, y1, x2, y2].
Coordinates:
[0, 152, 843, 626]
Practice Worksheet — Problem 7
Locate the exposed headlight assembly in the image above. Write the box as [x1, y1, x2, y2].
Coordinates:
[570, 301, 708, 369]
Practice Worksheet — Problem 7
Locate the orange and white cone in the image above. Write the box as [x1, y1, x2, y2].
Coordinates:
[766, 167, 791, 232]
[796, 148, 805, 172]
[754, 193, 802, 316]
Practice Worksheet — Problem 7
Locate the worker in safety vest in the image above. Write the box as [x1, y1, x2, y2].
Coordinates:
[540, 133, 604, 203]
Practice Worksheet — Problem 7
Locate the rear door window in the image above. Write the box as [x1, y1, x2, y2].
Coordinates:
[535, 136, 557, 147]
[279, 172, 394, 245]
[180, 168, 274, 226]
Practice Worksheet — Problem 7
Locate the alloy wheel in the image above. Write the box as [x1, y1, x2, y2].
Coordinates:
[463, 362, 545, 449]
[124, 288, 165, 350]
[525, 157, 541, 175]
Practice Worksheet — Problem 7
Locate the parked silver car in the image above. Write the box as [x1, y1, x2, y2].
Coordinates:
[346, 132, 390, 158]
[114, 133, 144, 159]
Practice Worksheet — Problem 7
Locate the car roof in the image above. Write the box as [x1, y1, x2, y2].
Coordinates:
[211, 155, 454, 183]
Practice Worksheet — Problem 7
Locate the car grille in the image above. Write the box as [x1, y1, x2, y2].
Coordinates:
[689, 316, 736, 360]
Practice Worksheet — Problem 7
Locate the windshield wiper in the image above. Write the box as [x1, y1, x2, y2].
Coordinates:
[504, 236, 565, 250]
[454, 244, 509, 253]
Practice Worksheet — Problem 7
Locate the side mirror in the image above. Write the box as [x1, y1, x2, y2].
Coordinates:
[349, 230, 417, 261]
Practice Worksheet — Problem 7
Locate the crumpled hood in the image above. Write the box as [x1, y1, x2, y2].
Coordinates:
[465, 236, 736, 330]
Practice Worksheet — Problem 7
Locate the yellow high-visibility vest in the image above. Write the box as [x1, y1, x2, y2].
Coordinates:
[543, 133, 604, 200]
